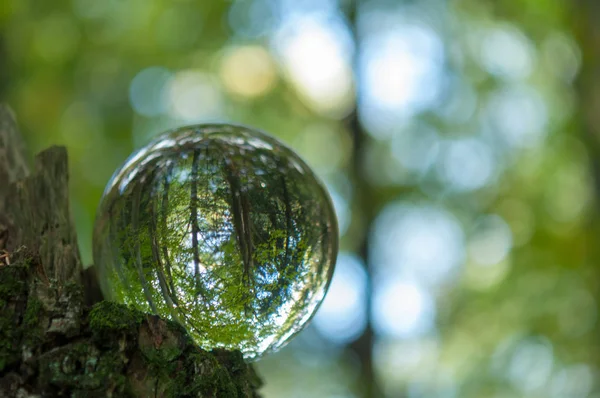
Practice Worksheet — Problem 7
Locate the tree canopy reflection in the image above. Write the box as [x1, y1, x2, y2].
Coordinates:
[93, 125, 338, 359]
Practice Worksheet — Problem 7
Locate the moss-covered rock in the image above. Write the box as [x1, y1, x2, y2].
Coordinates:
[86, 301, 262, 397]
[0, 269, 262, 397]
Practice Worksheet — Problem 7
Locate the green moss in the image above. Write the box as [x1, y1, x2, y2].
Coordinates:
[137, 336, 252, 397]
[85, 350, 128, 394]
[88, 301, 145, 336]
[194, 368, 238, 398]
[0, 265, 28, 298]
[176, 349, 237, 397]
[0, 265, 30, 372]
[0, 269, 260, 398]
[21, 297, 44, 347]
[63, 280, 84, 302]
[140, 343, 190, 396]
[138, 321, 184, 366]
[87, 302, 246, 396]
[211, 349, 261, 397]
[164, 316, 188, 336]
[37, 342, 129, 396]
[23, 298, 42, 326]
[0, 313, 18, 371]
[142, 345, 183, 365]
[140, 357, 180, 396]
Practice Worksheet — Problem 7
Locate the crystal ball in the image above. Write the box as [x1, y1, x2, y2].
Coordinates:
[93, 124, 338, 360]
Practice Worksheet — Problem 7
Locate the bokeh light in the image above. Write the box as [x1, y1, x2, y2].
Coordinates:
[359, 14, 444, 137]
[129, 67, 172, 117]
[371, 203, 465, 287]
[167, 70, 223, 122]
[468, 215, 512, 266]
[486, 84, 548, 149]
[436, 137, 496, 192]
[220, 45, 277, 99]
[506, 337, 554, 393]
[372, 278, 435, 338]
[477, 24, 536, 81]
[313, 253, 368, 344]
[273, 13, 354, 116]
[391, 123, 440, 176]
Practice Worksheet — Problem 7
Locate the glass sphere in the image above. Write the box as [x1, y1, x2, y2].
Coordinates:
[93, 124, 338, 360]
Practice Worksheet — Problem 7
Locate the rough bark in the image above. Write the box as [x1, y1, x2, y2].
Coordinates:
[0, 104, 263, 397]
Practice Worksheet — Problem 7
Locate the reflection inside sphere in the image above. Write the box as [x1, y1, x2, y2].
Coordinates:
[93, 124, 338, 360]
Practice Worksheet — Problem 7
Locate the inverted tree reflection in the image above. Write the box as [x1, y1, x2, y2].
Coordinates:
[94, 125, 338, 359]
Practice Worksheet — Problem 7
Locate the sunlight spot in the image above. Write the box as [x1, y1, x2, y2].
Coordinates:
[437, 137, 496, 192]
[507, 337, 554, 393]
[168, 70, 223, 121]
[273, 14, 354, 117]
[371, 203, 465, 287]
[487, 85, 548, 149]
[360, 23, 444, 137]
[391, 123, 440, 175]
[542, 33, 581, 83]
[130, 67, 173, 117]
[372, 279, 435, 338]
[220, 45, 277, 99]
[550, 364, 594, 398]
[228, 0, 278, 39]
[313, 253, 367, 344]
[478, 24, 535, 80]
[469, 215, 512, 266]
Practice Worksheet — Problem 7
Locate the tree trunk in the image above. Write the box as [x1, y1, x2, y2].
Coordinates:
[0, 104, 263, 397]
[343, 1, 382, 397]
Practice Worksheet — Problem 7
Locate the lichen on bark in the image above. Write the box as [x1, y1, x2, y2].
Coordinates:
[0, 104, 263, 397]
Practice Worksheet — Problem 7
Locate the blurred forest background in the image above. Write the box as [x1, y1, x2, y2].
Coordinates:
[1, 0, 600, 397]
